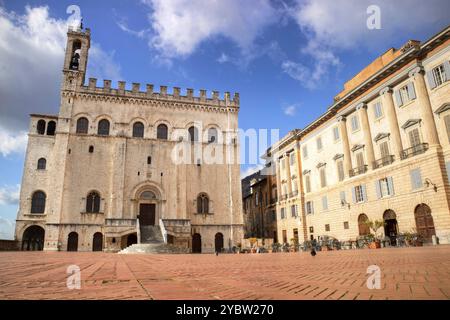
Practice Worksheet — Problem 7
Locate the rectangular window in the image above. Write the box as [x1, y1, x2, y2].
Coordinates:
[291, 205, 297, 217]
[376, 177, 395, 198]
[399, 85, 411, 104]
[351, 115, 360, 132]
[344, 221, 349, 229]
[282, 230, 287, 244]
[305, 201, 314, 214]
[408, 128, 421, 147]
[432, 64, 446, 86]
[325, 224, 330, 232]
[410, 168, 423, 190]
[379, 141, 390, 159]
[444, 115, 450, 143]
[316, 137, 323, 151]
[320, 167, 327, 188]
[374, 101, 383, 119]
[353, 185, 366, 203]
[290, 153, 295, 166]
[280, 207, 286, 219]
[305, 175, 311, 193]
[356, 152, 365, 168]
[322, 196, 328, 211]
[333, 126, 340, 141]
[302, 145, 308, 158]
[337, 160, 345, 181]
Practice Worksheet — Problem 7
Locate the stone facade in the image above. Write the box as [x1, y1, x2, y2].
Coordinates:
[268, 26, 450, 245]
[15, 26, 243, 253]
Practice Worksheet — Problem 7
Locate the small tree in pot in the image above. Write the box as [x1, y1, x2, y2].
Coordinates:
[364, 219, 384, 249]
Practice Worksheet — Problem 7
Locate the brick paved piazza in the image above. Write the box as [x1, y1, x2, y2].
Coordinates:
[0, 246, 449, 300]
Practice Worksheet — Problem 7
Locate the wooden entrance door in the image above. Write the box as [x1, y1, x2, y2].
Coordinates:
[415, 204, 436, 242]
[139, 204, 155, 226]
[67, 232, 78, 251]
[92, 232, 103, 252]
[192, 233, 202, 253]
[214, 233, 224, 253]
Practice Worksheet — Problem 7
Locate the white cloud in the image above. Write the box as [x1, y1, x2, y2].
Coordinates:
[285, 0, 449, 88]
[0, 128, 27, 157]
[0, 5, 122, 135]
[283, 104, 297, 116]
[142, 0, 278, 59]
[217, 53, 229, 64]
[0, 217, 16, 240]
[0, 184, 20, 206]
[241, 164, 264, 179]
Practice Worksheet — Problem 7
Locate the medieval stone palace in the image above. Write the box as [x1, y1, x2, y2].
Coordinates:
[15, 26, 243, 253]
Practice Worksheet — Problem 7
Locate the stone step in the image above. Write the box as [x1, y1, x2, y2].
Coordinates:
[140, 225, 164, 243]
[118, 243, 189, 254]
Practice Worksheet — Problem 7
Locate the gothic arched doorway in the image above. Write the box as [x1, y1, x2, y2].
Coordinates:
[215, 233, 224, 253]
[383, 210, 398, 246]
[22, 225, 45, 251]
[67, 232, 79, 252]
[92, 232, 103, 252]
[192, 233, 202, 253]
[414, 204, 435, 243]
[358, 214, 370, 236]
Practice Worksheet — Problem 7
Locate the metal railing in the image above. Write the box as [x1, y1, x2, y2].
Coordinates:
[400, 143, 429, 160]
[372, 155, 395, 169]
[349, 165, 368, 177]
[289, 190, 299, 198]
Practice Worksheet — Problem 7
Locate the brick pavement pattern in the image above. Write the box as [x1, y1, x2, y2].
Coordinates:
[0, 246, 449, 300]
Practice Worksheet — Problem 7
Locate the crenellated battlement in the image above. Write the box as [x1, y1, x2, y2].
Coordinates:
[80, 78, 240, 107]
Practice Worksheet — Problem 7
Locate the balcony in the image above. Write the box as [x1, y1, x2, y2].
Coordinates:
[280, 194, 288, 201]
[349, 165, 368, 177]
[373, 155, 395, 169]
[401, 143, 429, 160]
[289, 190, 299, 198]
[270, 197, 278, 205]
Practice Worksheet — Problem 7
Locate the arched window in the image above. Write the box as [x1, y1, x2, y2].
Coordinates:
[37, 120, 46, 135]
[133, 122, 144, 138]
[46, 121, 56, 136]
[157, 124, 168, 140]
[37, 158, 46, 170]
[86, 192, 101, 213]
[97, 119, 110, 136]
[197, 193, 209, 214]
[208, 128, 218, 143]
[76, 117, 89, 134]
[31, 191, 46, 214]
[188, 126, 198, 142]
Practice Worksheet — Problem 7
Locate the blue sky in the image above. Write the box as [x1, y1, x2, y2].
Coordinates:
[0, 0, 449, 239]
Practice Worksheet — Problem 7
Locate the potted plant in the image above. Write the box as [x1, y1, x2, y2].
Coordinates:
[364, 219, 384, 249]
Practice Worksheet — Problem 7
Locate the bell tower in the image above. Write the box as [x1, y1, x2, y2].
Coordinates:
[62, 24, 91, 90]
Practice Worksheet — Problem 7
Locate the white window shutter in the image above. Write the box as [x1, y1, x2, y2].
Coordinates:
[352, 187, 356, 203]
[394, 90, 403, 107]
[387, 176, 395, 195]
[362, 185, 367, 202]
[426, 70, 437, 89]
[446, 161, 450, 184]
[444, 61, 450, 82]
[375, 181, 381, 199]
[407, 82, 416, 100]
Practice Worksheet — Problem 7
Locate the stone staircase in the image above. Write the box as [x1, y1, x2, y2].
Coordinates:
[118, 226, 189, 254]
